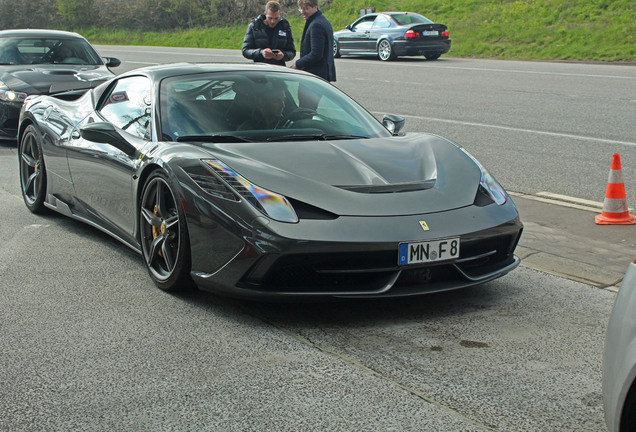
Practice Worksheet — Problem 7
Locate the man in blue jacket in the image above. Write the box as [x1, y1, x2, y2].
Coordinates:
[242, 1, 296, 66]
[290, 0, 336, 82]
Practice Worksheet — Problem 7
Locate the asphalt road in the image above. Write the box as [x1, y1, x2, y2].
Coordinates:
[0, 156, 617, 430]
[1, 48, 635, 431]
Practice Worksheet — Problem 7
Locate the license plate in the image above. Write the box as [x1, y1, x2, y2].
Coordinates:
[423, 30, 439, 36]
[398, 238, 460, 265]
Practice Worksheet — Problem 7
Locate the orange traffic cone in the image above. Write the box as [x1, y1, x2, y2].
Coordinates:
[595, 153, 635, 225]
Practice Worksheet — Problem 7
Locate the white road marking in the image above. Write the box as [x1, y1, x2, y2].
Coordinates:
[345, 59, 636, 80]
[393, 113, 636, 147]
[509, 191, 634, 212]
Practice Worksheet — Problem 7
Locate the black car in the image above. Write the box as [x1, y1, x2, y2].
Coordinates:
[0, 29, 120, 141]
[18, 63, 521, 300]
[333, 12, 451, 61]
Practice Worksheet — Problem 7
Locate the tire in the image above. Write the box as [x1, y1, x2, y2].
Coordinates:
[621, 382, 636, 432]
[19, 124, 47, 214]
[425, 53, 441, 60]
[139, 170, 194, 292]
[377, 39, 396, 61]
[333, 39, 341, 58]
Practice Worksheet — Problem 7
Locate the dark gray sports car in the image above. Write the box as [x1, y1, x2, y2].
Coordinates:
[0, 29, 120, 140]
[334, 12, 451, 61]
[18, 63, 522, 299]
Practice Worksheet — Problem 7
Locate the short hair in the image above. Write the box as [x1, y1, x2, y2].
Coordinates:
[297, 0, 318, 8]
[265, 1, 281, 13]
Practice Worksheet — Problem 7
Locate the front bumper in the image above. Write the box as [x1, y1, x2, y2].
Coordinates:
[187, 199, 522, 299]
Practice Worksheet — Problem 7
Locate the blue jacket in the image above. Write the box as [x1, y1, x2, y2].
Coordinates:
[296, 10, 336, 81]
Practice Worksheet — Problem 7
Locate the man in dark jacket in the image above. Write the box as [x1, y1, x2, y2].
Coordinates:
[290, 0, 336, 82]
[242, 1, 295, 66]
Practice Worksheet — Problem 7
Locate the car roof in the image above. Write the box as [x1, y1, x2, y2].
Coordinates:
[119, 62, 316, 82]
[361, 12, 420, 17]
[0, 29, 86, 39]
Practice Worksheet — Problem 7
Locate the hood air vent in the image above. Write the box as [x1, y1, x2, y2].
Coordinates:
[335, 180, 436, 194]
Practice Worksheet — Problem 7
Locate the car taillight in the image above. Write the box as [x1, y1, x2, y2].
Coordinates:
[441, 30, 449, 37]
[405, 30, 420, 38]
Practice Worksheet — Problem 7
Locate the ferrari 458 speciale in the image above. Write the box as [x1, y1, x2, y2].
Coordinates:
[18, 63, 522, 299]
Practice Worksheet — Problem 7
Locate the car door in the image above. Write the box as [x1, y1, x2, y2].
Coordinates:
[66, 75, 152, 241]
[339, 16, 375, 52]
[367, 15, 394, 51]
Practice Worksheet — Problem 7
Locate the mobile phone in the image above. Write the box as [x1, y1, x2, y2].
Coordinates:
[272, 49, 280, 53]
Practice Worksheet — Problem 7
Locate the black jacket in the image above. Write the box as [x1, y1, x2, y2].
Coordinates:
[296, 10, 336, 81]
[242, 15, 296, 66]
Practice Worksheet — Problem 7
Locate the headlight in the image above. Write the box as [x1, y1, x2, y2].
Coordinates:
[460, 148, 507, 205]
[203, 159, 298, 223]
[0, 81, 27, 103]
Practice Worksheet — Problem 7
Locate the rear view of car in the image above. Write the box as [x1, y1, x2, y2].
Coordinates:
[603, 255, 636, 432]
[333, 12, 451, 62]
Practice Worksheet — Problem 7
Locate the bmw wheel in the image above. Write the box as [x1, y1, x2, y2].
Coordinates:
[139, 170, 193, 292]
[378, 39, 396, 61]
[333, 39, 341, 58]
[19, 124, 47, 213]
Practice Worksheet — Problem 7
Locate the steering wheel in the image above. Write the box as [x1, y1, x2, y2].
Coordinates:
[279, 108, 337, 129]
[280, 108, 316, 125]
[41, 49, 55, 63]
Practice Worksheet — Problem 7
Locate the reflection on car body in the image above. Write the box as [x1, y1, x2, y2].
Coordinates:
[603, 255, 636, 432]
[18, 63, 521, 300]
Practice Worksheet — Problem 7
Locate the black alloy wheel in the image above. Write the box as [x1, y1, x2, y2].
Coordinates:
[425, 53, 441, 60]
[139, 170, 193, 292]
[19, 124, 48, 213]
[377, 39, 396, 61]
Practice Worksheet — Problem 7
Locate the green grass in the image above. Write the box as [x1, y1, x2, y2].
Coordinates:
[81, 0, 635, 62]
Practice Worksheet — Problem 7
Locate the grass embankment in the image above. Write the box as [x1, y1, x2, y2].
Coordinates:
[81, 0, 635, 62]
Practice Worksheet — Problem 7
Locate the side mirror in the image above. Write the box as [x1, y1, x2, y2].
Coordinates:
[80, 122, 137, 156]
[382, 114, 405, 135]
[103, 57, 121, 68]
[346, 25, 352, 31]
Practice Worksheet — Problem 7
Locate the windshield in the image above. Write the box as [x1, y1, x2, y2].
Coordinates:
[0, 36, 102, 65]
[159, 71, 392, 142]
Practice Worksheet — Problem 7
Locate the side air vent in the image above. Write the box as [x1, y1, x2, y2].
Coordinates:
[184, 166, 239, 201]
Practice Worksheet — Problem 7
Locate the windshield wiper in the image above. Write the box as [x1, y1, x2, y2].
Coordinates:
[266, 133, 369, 142]
[176, 134, 253, 143]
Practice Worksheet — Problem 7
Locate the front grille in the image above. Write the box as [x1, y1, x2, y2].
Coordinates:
[239, 229, 521, 295]
[245, 251, 399, 292]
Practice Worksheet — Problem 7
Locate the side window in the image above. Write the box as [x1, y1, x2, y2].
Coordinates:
[373, 16, 391, 29]
[99, 76, 152, 139]
[353, 17, 375, 31]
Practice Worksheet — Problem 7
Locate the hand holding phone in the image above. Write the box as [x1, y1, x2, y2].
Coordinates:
[272, 49, 280, 54]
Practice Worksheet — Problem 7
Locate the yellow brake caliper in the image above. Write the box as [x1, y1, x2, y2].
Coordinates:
[152, 204, 165, 257]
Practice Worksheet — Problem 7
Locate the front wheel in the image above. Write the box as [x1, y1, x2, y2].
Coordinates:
[425, 53, 441, 60]
[139, 170, 194, 292]
[377, 39, 396, 61]
[333, 39, 341, 58]
[19, 124, 48, 213]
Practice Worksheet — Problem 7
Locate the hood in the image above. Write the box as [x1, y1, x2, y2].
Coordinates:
[204, 133, 483, 216]
[0, 64, 113, 95]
